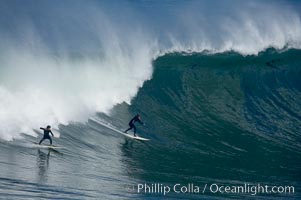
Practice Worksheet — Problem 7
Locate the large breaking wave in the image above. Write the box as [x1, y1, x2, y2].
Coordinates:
[0, 0, 301, 140]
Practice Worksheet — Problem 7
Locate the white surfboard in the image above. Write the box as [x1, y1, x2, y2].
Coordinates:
[90, 118, 150, 141]
[32, 142, 63, 149]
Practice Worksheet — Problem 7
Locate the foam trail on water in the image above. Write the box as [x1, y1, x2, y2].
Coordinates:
[0, 0, 300, 140]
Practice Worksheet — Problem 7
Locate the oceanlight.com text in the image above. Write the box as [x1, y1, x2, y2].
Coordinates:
[209, 183, 294, 196]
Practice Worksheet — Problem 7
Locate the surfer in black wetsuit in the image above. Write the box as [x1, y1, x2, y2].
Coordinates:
[124, 114, 144, 137]
[39, 125, 54, 145]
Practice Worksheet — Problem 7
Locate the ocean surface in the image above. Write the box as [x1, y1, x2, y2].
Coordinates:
[0, 0, 301, 199]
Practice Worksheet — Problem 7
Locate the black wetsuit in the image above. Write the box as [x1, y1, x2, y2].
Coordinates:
[39, 128, 54, 145]
[124, 115, 144, 135]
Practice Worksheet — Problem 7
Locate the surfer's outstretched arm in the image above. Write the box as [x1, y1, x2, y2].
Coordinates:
[138, 119, 144, 125]
[40, 127, 45, 130]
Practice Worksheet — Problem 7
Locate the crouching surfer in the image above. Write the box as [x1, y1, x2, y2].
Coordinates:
[124, 114, 145, 137]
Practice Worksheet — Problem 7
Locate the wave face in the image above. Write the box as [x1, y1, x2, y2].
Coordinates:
[137, 49, 301, 149]
[0, 0, 301, 140]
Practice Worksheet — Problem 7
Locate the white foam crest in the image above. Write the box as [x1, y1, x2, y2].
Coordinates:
[160, 1, 301, 55]
[0, 33, 155, 141]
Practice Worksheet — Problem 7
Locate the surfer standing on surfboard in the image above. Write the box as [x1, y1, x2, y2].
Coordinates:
[124, 114, 145, 137]
[39, 125, 54, 145]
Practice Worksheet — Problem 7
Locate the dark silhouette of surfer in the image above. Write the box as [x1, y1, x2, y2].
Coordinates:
[39, 125, 54, 145]
[124, 114, 144, 137]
